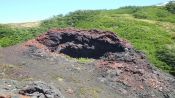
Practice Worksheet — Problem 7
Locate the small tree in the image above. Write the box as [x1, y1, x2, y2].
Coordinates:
[166, 1, 175, 14]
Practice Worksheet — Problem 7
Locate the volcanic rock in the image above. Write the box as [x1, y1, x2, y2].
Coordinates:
[0, 80, 64, 98]
[19, 81, 64, 98]
[35, 28, 131, 58]
[23, 28, 175, 98]
[97, 49, 175, 98]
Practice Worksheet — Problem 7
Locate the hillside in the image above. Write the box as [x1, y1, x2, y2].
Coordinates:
[1, 5, 175, 75]
[8, 22, 40, 28]
[1, 28, 175, 98]
[1, 4, 175, 98]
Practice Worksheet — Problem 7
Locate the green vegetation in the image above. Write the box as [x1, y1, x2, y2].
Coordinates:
[166, 1, 175, 14]
[0, 25, 45, 47]
[157, 44, 175, 71]
[66, 55, 93, 63]
[0, 5, 175, 74]
[76, 58, 94, 63]
[77, 87, 101, 98]
[133, 6, 175, 23]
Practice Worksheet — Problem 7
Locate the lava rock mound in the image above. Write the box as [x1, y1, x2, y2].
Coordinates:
[97, 50, 175, 98]
[0, 80, 64, 98]
[36, 28, 131, 58]
[19, 81, 64, 98]
[23, 28, 175, 98]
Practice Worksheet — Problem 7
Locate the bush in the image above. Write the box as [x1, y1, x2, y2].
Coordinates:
[157, 45, 175, 67]
[0, 25, 14, 38]
[166, 1, 175, 14]
[115, 6, 140, 14]
[133, 11, 148, 19]
[41, 15, 68, 29]
[0, 27, 43, 47]
[132, 6, 175, 23]
[64, 10, 100, 27]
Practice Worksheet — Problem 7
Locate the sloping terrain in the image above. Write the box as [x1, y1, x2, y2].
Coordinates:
[0, 38, 123, 98]
[0, 4, 175, 98]
[0, 28, 175, 98]
[8, 22, 40, 28]
[1, 6, 175, 75]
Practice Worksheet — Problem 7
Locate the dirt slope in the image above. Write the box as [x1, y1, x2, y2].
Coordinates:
[0, 28, 175, 98]
[0, 45, 123, 98]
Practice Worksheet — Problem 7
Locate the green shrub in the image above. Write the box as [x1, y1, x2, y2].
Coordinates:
[157, 45, 175, 67]
[132, 6, 175, 23]
[166, 1, 175, 14]
[133, 11, 148, 19]
[0, 27, 44, 47]
[0, 25, 14, 38]
[113, 6, 140, 14]
[41, 15, 68, 29]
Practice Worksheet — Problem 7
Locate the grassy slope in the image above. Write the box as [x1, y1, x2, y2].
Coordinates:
[8, 22, 40, 28]
[0, 6, 175, 74]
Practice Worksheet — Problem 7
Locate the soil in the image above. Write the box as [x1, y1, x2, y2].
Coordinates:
[0, 28, 175, 98]
[0, 45, 123, 98]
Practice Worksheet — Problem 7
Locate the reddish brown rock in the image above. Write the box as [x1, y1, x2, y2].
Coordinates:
[22, 28, 175, 98]
[35, 28, 131, 58]
[0, 94, 30, 98]
[96, 49, 175, 97]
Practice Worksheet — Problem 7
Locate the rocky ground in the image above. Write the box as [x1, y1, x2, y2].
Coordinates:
[0, 28, 175, 98]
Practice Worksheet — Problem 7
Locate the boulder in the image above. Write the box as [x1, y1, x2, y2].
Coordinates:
[19, 81, 64, 98]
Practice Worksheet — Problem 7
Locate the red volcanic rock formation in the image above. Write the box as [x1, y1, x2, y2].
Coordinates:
[36, 28, 132, 58]
[23, 28, 175, 98]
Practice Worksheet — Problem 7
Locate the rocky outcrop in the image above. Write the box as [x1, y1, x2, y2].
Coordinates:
[23, 28, 175, 98]
[19, 81, 64, 98]
[36, 28, 131, 58]
[0, 80, 64, 98]
[97, 49, 175, 98]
